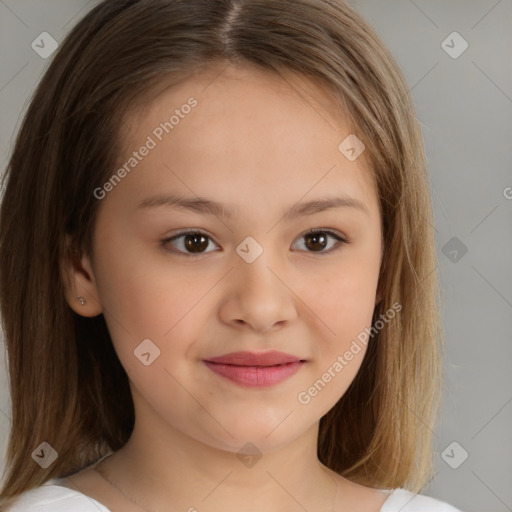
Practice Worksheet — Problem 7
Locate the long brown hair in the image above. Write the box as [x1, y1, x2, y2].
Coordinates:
[0, 0, 443, 506]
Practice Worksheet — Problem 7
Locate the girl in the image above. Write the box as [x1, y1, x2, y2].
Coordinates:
[0, 0, 463, 511]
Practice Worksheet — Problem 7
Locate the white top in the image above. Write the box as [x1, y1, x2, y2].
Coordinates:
[6, 478, 464, 511]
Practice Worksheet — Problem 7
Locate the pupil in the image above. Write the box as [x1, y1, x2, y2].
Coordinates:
[182, 232, 328, 253]
[306, 233, 327, 251]
[185, 234, 208, 253]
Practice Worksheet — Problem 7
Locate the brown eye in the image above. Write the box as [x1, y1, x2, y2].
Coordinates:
[162, 228, 347, 257]
[292, 229, 347, 255]
[304, 231, 328, 252]
[183, 233, 209, 253]
[162, 231, 218, 255]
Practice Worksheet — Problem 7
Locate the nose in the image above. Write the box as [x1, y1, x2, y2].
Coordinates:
[218, 246, 298, 333]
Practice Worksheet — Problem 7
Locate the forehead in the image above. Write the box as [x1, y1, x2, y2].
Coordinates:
[110, 63, 379, 221]
[128, 62, 346, 131]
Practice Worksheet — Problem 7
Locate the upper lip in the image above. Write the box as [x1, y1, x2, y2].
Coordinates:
[204, 351, 303, 366]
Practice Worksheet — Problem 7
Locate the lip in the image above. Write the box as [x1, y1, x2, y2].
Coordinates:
[205, 350, 302, 366]
[203, 351, 306, 388]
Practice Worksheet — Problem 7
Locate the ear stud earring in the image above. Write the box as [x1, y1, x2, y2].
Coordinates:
[77, 296, 86, 305]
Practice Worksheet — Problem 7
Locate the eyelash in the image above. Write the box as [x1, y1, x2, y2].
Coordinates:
[160, 228, 349, 257]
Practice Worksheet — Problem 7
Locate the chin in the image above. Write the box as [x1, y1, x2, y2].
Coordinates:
[196, 416, 316, 456]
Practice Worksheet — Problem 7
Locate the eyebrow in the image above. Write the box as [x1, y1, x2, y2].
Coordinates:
[137, 193, 369, 220]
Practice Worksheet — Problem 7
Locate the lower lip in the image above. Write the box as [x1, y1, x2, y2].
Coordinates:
[203, 361, 304, 388]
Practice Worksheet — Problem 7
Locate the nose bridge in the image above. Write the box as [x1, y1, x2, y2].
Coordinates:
[235, 234, 280, 294]
[226, 235, 296, 330]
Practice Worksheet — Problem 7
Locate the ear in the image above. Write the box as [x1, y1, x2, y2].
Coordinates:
[61, 234, 103, 317]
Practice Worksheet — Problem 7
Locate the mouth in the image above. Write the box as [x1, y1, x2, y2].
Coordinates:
[203, 351, 306, 388]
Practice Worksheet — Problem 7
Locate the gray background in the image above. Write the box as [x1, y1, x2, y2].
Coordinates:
[0, 1, 511, 511]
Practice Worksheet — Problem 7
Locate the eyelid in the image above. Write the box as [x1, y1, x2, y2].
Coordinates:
[302, 227, 348, 243]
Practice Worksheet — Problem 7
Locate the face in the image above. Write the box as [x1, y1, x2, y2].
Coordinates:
[65, 63, 383, 454]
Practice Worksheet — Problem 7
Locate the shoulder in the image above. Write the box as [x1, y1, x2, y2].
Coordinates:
[380, 488, 464, 512]
[4, 478, 111, 512]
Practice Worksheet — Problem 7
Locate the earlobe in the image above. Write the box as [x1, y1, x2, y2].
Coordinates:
[61, 234, 103, 317]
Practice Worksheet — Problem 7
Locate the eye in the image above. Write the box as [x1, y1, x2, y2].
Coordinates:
[161, 230, 219, 256]
[291, 228, 348, 255]
[161, 228, 348, 257]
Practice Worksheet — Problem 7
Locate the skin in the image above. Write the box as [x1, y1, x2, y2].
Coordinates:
[61, 62, 389, 512]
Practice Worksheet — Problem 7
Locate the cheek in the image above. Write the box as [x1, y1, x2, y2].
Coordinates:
[92, 243, 211, 368]
[94, 260, 210, 416]
[306, 260, 378, 340]
[298, 258, 378, 392]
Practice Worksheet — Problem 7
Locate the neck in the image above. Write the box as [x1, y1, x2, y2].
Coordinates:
[99, 416, 339, 512]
